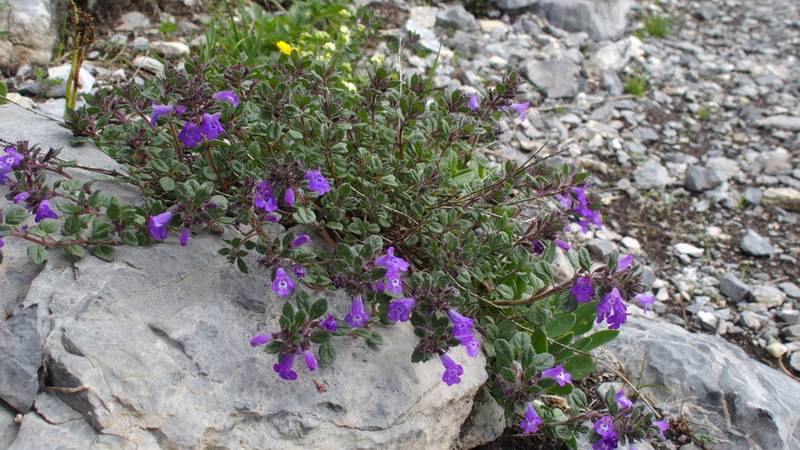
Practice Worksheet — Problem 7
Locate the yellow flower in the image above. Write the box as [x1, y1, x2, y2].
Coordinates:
[276, 41, 298, 55]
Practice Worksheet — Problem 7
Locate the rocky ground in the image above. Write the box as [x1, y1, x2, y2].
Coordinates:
[2, 0, 800, 447]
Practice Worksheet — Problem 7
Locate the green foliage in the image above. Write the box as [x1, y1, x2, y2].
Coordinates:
[157, 21, 179, 39]
[625, 72, 650, 96]
[641, 12, 673, 38]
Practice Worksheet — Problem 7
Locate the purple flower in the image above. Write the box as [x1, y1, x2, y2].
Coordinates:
[180, 228, 191, 246]
[507, 101, 530, 122]
[1, 147, 23, 166]
[387, 298, 416, 323]
[148, 211, 173, 240]
[254, 181, 279, 212]
[284, 188, 295, 207]
[467, 94, 479, 110]
[290, 235, 310, 248]
[635, 293, 656, 314]
[304, 169, 332, 195]
[385, 272, 404, 294]
[519, 403, 542, 434]
[251, 334, 273, 346]
[273, 353, 298, 380]
[597, 288, 629, 330]
[555, 193, 572, 209]
[178, 122, 203, 147]
[462, 336, 481, 358]
[440, 353, 464, 386]
[0, 165, 13, 185]
[572, 277, 595, 303]
[541, 363, 573, 386]
[345, 295, 370, 328]
[593, 436, 620, 450]
[375, 246, 411, 273]
[264, 214, 279, 223]
[150, 103, 186, 125]
[319, 314, 338, 331]
[616, 389, 633, 408]
[594, 416, 616, 438]
[34, 200, 58, 223]
[447, 309, 475, 340]
[292, 265, 306, 277]
[531, 239, 544, 254]
[271, 268, 295, 296]
[212, 90, 240, 106]
[554, 239, 570, 251]
[13, 192, 30, 203]
[617, 253, 634, 272]
[303, 350, 318, 371]
[0, 231, 4, 248]
[652, 419, 669, 440]
[200, 113, 224, 140]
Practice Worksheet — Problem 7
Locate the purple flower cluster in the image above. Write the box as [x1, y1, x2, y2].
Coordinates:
[596, 288, 630, 330]
[151, 90, 239, 147]
[572, 277, 595, 303]
[447, 309, 481, 358]
[463, 94, 529, 122]
[519, 403, 543, 434]
[254, 169, 331, 214]
[0, 147, 23, 185]
[148, 211, 173, 240]
[593, 416, 619, 450]
[251, 333, 320, 380]
[555, 185, 603, 233]
[375, 246, 410, 295]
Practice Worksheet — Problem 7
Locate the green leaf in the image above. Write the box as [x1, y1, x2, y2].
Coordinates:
[546, 313, 576, 337]
[367, 332, 383, 346]
[65, 244, 87, 259]
[567, 249, 580, 270]
[572, 330, 620, 353]
[309, 298, 328, 320]
[567, 389, 588, 416]
[91, 244, 116, 262]
[532, 352, 554, 372]
[27, 245, 48, 264]
[450, 168, 475, 186]
[563, 354, 596, 380]
[63, 214, 84, 235]
[578, 248, 592, 272]
[4, 207, 28, 225]
[319, 342, 337, 364]
[310, 330, 331, 344]
[494, 339, 514, 366]
[237, 258, 249, 274]
[525, 305, 549, 327]
[293, 207, 316, 224]
[325, 221, 343, 231]
[282, 301, 295, 321]
[159, 177, 176, 192]
[38, 218, 59, 234]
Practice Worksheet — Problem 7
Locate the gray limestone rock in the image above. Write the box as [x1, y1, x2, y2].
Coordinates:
[761, 187, 800, 211]
[778, 282, 800, 299]
[451, 387, 504, 450]
[0, 0, 60, 67]
[520, 59, 580, 98]
[531, 0, 631, 41]
[719, 273, 751, 302]
[115, 12, 151, 31]
[684, 165, 725, 192]
[740, 229, 774, 257]
[586, 238, 616, 259]
[755, 115, 800, 131]
[494, 0, 538, 10]
[604, 316, 800, 449]
[6, 235, 487, 449]
[601, 68, 624, 96]
[435, 5, 478, 32]
[748, 286, 786, 309]
[633, 161, 669, 190]
[0, 305, 40, 413]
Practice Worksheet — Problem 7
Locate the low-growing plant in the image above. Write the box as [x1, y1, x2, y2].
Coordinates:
[0, 3, 670, 449]
[641, 13, 673, 38]
[625, 72, 650, 97]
